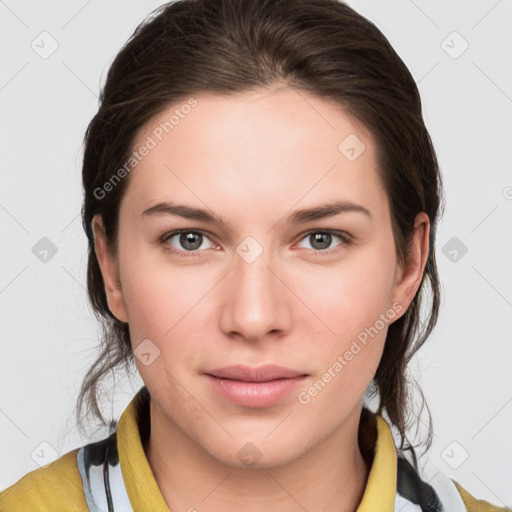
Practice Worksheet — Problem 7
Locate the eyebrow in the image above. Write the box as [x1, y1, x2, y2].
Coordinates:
[140, 200, 372, 226]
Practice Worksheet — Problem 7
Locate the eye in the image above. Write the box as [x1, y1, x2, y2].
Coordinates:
[296, 230, 351, 253]
[161, 230, 217, 256]
[161, 228, 352, 257]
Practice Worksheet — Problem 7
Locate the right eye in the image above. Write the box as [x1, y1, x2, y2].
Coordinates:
[161, 230, 218, 257]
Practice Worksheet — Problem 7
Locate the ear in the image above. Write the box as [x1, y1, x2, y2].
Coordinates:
[391, 212, 430, 315]
[91, 214, 129, 323]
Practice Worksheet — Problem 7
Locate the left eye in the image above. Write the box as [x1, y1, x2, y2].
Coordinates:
[296, 230, 350, 252]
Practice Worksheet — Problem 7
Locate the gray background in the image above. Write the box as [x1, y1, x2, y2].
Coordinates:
[1, 0, 511, 506]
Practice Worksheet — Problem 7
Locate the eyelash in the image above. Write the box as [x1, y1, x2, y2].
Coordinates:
[160, 229, 352, 258]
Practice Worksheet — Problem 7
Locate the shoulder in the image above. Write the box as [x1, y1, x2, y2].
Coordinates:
[452, 480, 512, 512]
[392, 436, 509, 512]
[0, 448, 88, 512]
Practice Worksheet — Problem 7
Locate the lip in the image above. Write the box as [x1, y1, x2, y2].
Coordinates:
[204, 365, 308, 408]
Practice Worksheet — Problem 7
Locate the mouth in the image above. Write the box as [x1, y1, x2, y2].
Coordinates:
[204, 364, 308, 408]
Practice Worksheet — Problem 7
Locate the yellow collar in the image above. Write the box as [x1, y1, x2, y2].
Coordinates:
[117, 388, 397, 511]
[357, 414, 397, 512]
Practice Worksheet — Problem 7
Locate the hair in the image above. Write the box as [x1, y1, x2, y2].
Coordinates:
[78, 0, 443, 461]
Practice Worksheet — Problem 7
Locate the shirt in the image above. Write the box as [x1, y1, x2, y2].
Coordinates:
[0, 386, 509, 511]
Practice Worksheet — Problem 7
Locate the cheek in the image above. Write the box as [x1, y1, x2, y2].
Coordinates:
[305, 243, 397, 339]
[117, 229, 203, 334]
[118, 245, 220, 381]
[295, 240, 397, 391]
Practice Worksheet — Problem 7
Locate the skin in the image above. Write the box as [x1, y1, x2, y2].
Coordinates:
[92, 85, 429, 512]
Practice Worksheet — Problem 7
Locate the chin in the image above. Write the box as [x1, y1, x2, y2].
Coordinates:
[203, 435, 304, 470]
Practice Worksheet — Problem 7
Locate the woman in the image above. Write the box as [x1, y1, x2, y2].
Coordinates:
[0, 0, 508, 510]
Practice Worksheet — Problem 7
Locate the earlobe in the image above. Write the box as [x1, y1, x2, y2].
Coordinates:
[391, 212, 430, 313]
[91, 214, 129, 323]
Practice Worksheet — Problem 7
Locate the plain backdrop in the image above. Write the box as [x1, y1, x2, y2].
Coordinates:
[1, 0, 511, 506]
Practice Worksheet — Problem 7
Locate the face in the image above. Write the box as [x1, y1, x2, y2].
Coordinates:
[93, 85, 428, 468]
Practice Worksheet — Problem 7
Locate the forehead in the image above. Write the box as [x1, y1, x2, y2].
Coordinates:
[121, 87, 387, 223]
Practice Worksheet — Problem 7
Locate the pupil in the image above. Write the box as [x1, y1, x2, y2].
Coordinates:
[180, 232, 202, 250]
[311, 232, 331, 250]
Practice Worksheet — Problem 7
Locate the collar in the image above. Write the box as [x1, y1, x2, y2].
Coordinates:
[117, 387, 170, 511]
[115, 387, 398, 511]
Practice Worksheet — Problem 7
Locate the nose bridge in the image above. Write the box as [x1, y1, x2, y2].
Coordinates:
[220, 239, 289, 340]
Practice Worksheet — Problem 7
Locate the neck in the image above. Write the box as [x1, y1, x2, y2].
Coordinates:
[145, 401, 371, 512]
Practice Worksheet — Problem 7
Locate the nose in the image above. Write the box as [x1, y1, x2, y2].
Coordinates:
[218, 245, 292, 343]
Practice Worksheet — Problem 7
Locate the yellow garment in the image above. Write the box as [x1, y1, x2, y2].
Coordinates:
[0, 391, 508, 511]
[453, 481, 511, 512]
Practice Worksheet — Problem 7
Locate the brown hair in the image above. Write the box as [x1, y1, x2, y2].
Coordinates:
[78, 0, 443, 458]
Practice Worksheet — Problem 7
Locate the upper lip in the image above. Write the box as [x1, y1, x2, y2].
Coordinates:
[206, 365, 307, 382]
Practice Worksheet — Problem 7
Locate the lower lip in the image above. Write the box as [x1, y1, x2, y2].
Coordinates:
[205, 374, 307, 408]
